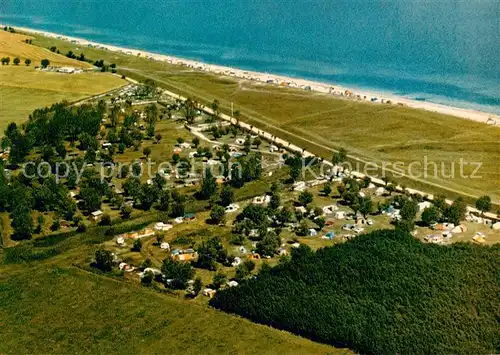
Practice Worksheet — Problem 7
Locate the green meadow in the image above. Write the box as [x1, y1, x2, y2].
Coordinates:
[0, 263, 345, 355]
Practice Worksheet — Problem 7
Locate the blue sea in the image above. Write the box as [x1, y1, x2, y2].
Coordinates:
[1, 0, 499, 114]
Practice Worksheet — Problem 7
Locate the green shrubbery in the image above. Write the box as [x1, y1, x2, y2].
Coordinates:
[210, 230, 500, 354]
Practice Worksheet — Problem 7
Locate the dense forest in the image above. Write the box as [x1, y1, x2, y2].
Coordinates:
[210, 230, 500, 354]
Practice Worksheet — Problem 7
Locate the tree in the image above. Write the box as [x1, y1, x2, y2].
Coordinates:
[196, 236, 228, 270]
[358, 196, 373, 218]
[192, 137, 200, 147]
[183, 98, 198, 124]
[141, 271, 154, 285]
[155, 133, 162, 144]
[256, 232, 280, 257]
[79, 187, 101, 212]
[289, 163, 301, 182]
[40, 58, 50, 68]
[298, 191, 313, 206]
[332, 148, 347, 165]
[143, 146, 151, 158]
[444, 198, 467, 225]
[397, 199, 419, 232]
[253, 137, 262, 149]
[193, 277, 203, 296]
[24, 58, 31, 66]
[210, 205, 226, 225]
[95, 249, 113, 272]
[132, 239, 142, 252]
[475, 195, 491, 216]
[433, 195, 447, 212]
[13, 57, 20, 65]
[212, 272, 227, 289]
[269, 193, 281, 210]
[144, 104, 158, 136]
[1, 57, 10, 65]
[219, 184, 234, 207]
[421, 206, 441, 226]
[200, 168, 218, 200]
[161, 258, 194, 289]
[120, 204, 133, 219]
[236, 260, 256, 279]
[11, 205, 33, 240]
[172, 153, 180, 164]
[315, 217, 326, 230]
[386, 183, 396, 196]
[36, 215, 45, 234]
[321, 183, 332, 196]
[243, 136, 252, 154]
[140, 184, 158, 210]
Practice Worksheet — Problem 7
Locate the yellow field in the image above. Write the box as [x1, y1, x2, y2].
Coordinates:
[0, 67, 126, 132]
[0, 30, 91, 68]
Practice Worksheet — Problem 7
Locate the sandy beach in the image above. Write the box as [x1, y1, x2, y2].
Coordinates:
[7, 25, 500, 126]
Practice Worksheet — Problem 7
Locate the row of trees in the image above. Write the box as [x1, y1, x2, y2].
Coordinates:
[1, 57, 32, 66]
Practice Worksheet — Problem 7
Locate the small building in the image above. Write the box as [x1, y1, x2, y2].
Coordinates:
[322, 231, 335, 240]
[451, 225, 467, 234]
[335, 211, 346, 220]
[418, 201, 432, 211]
[203, 288, 217, 298]
[322, 205, 338, 215]
[232, 257, 242, 267]
[472, 233, 486, 244]
[90, 210, 103, 221]
[492, 222, 500, 230]
[278, 247, 288, 256]
[173, 252, 197, 262]
[160, 242, 170, 250]
[227, 280, 239, 287]
[247, 253, 261, 260]
[293, 181, 306, 192]
[225, 203, 240, 213]
[295, 206, 307, 214]
[308, 229, 318, 237]
[154, 222, 173, 232]
[183, 213, 196, 221]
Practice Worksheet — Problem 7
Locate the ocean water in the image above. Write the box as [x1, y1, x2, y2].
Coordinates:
[1, 0, 499, 114]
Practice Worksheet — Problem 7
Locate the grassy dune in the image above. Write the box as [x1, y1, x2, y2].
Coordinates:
[27, 33, 500, 202]
[0, 264, 346, 355]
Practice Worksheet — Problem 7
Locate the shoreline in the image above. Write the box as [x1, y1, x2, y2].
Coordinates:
[4, 24, 500, 126]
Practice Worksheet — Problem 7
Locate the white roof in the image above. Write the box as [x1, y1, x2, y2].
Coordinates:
[91, 210, 103, 216]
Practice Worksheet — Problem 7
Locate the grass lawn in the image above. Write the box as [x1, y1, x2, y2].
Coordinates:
[0, 67, 126, 132]
[26, 33, 500, 203]
[0, 264, 347, 354]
